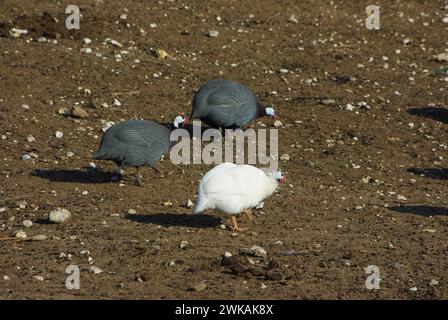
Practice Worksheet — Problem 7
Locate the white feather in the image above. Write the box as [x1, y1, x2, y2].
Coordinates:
[194, 163, 279, 215]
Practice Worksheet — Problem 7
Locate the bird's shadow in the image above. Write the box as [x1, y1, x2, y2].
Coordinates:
[407, 107, 448, 124]
[407, 168, 448, 180]
[125, 213, 221, 228]
[32, 169, 114, 184]
[389, 205, 448, 217]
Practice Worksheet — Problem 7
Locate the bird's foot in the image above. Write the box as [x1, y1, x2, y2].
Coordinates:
[232, 225, 248, 232]
[231, 216, 248, 232]
[243, 209, 254, 222]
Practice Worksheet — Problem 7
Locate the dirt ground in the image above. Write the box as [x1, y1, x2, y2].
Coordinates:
[0, 0, 447, 300]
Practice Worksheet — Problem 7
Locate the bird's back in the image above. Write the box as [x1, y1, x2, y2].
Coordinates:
[192, 80, 259, 128]
[94, 120, 172, 167]
[196, 163, 269, 214]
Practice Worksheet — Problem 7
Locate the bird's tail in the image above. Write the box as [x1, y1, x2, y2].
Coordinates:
[92, 150, 106, 159]
[193, 196, 209, 214]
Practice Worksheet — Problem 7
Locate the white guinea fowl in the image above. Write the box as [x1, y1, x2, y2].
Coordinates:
[194, 163, 286, 231]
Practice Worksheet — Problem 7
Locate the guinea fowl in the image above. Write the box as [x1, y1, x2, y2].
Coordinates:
[194, 163, 285, 231]
[93, 116, 186, 185]
[188, 79, 277, 131]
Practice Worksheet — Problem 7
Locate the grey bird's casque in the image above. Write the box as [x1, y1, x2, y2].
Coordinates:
[190, 79, 275, 129]
[93, 119, 177, 185]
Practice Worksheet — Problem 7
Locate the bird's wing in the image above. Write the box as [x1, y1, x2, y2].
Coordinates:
[201, 165, 265, 202]
[111, 121, 170, 147]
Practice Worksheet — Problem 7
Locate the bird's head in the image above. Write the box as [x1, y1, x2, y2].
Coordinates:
[265, 106, 279, 120]
[173, 115, 189, 128]
[274, 171, 286, 184]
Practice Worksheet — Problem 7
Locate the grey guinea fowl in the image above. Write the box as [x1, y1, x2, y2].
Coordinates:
[93, 117, 186, 185]
[189, 79, 277, 130]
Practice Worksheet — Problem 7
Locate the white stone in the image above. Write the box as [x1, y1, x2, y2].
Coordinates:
[23, 220, 33, 228]
[48, 208, 71, 223]
[208, 30, 219, 38]
[81, 38, 92, 45]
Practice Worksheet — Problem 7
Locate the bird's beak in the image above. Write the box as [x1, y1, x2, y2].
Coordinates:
[183, 116, 190, 125]
[279, 176, 286, 184]
[272, 114, 279, 120]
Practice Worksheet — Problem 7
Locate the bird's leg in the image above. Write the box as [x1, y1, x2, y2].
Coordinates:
[243, 209, 254, 222]
[152, 165, 163, 178]
[231, 216, 248, 232]
[135, 167, 143, 186]
[111, 165, 123, 182]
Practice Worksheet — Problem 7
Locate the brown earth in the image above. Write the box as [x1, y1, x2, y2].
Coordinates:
[0, 0, 447, 300]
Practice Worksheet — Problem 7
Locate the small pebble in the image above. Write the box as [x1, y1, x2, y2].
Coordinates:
[207, 30, 219, 38]
[15, 230, 27, 239]
[273, 120, 282, 128]
[22, 220, 33, 228]
[429, 279, 439, 286]
[55, 131, 63, 139]
[71, 106, 89, 118]
[288, 15, 299, 23]
[80, 48, 92, 54]
[154, 49, 168, 59]
[32, 234, 47, 241]
[179, 240, 189, 249]
[190, 281, 207, 292]
[90, 266, 103, 274]
[16, 200, 27, 209]
[112, 98, 122, 107]
[321, 98, 336, 105]
[48, 208, 71, 223]
[81, 37, 92, 45]
[240, 245, 267, 258]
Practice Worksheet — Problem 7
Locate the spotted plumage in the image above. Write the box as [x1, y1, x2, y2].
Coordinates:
[190, 79, 275, 129]
[93, 119, 182, 185]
